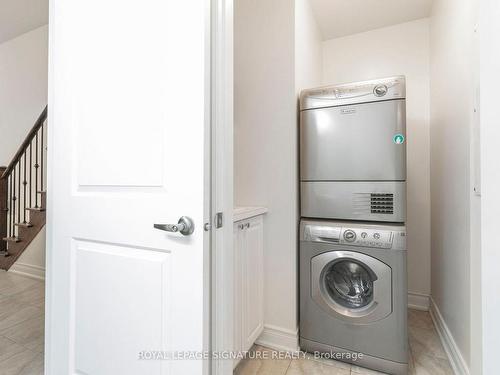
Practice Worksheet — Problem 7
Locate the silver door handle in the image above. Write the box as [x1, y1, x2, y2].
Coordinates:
[154, 216, 195, 236]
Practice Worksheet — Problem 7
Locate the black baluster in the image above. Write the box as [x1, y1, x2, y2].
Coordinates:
[41, 124, 44, 192]
[11, 174, 14, 237]
[35, 132, 39, 208]
[17, 162, 21, 226]
[8, 175, 12, 238]
[29, 142, 32, 210]
[23, 151, 27, 223]
[12, 168, 16, 238]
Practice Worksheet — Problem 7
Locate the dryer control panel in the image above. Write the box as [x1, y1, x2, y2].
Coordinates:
[299, 76, 406, 111]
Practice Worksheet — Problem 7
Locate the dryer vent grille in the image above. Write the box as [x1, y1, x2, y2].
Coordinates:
[370, 193, 394, 214]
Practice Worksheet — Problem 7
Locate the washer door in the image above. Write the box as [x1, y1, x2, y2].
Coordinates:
[311, 251, 392, 323]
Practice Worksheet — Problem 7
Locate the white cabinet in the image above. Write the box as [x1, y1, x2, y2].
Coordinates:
[233, 214, 264, 367]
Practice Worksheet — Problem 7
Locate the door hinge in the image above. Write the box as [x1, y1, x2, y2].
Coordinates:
[215, 212, 223, 229]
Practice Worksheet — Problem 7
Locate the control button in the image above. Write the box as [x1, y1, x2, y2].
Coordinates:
[343, 230, 357, 242]
[374, 84, 388, 97]
[361, 232, 368, 239]
[373, 233, 381, 240]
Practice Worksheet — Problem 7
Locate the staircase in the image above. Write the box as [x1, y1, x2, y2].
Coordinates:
[0, 106, 48, 270]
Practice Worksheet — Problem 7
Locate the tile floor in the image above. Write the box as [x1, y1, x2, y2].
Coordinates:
[0, 271, 453, 375]
[0, 271, 44, 375]
[235, 309, 454, 375]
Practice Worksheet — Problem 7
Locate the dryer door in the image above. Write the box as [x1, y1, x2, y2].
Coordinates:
[300, 99, 406, 181]
[311, 251, 392, 324]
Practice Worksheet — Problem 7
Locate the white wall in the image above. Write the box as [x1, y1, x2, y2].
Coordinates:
[0, 25, 48, 166]
[430, 0, 479, 371]
[322, 19, 432, 307]
[0, 25, 48, 277]
[234, 0, 298, 342]
[9, 229, 46, 280]
[295, 0, 322, 93]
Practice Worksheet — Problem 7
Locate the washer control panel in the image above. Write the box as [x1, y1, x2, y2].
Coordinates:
[339, 228, 393, 249]
[302, 222, 406, 250]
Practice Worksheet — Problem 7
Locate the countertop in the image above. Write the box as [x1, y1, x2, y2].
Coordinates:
[233, 206, 268, 222]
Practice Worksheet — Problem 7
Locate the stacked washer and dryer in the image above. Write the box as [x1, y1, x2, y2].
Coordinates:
[299, 76, 408, 374]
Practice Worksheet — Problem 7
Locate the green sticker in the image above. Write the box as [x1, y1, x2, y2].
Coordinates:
[393, 134, 405, 144]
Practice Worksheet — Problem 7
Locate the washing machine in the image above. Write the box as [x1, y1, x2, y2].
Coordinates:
[299, 220, 408, 375]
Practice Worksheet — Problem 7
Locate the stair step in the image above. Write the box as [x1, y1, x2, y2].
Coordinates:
[0, 251, 9, 257]
[2, 237, 21, 243]
[26, 207, 46, 212]
[14, 223, 33, 228]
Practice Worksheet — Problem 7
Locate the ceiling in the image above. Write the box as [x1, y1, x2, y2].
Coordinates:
[0, 0, 48, 44]
[0, 0, 432, 45]
[309, 0, 434, 40]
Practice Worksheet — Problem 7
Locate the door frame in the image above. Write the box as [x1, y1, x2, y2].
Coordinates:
[210, 0, 234, 374]
[480, 1, 500, 374]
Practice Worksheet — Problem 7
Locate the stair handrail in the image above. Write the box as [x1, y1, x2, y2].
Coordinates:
[0, 105, 48, 257]
[1, 105, 48, 179]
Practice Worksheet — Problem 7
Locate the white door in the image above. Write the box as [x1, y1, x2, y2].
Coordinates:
[46, 1, 210, 374]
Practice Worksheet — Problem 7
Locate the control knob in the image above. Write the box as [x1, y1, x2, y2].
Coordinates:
[343, 230, 357, 242]
[374, 84, 388, 97]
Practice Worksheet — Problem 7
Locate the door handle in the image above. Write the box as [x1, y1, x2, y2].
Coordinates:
[154, 216, 195, 236]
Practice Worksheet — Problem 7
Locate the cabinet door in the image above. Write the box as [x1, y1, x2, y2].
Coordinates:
[233, 222, 243, 369]
[242, 216, 264, 352]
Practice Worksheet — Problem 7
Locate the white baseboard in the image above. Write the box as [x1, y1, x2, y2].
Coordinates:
[8, 263, 45, 281]
[408, 292, 430, 311]
[429, 298, 469, 375]
[256, 324, 299, 352]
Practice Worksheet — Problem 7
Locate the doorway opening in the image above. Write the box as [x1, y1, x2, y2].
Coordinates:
[225, 0, 477, 374]
[0, 1, 48, 373]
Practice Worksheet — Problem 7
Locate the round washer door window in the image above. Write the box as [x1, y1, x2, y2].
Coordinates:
[323, 260, 376, 309]
[311, 251, 392, 323]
